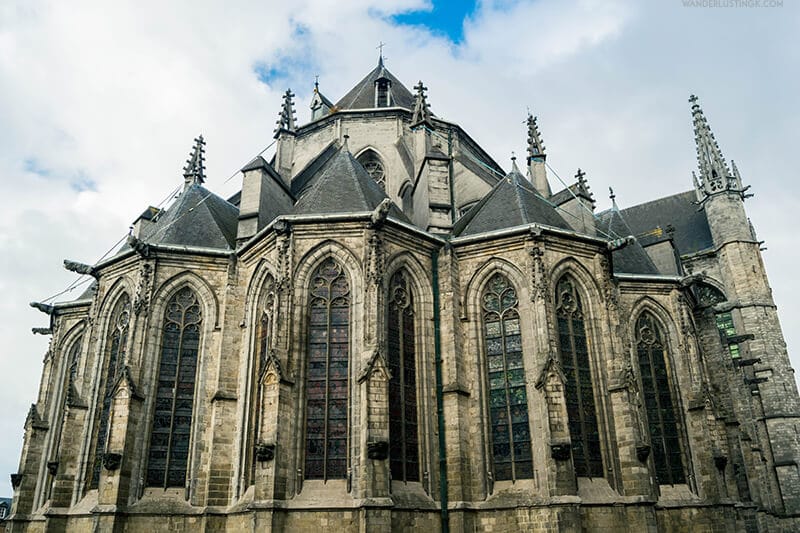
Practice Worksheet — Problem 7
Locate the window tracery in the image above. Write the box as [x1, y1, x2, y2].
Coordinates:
[482, 273, 533, 481]
[88, 294, 130, 489]
[146, 287, 202, 488]
[636, 312, 685, 485]
[555, 276, 603, 477]
[387, 270, 419, 482]
[305, 259, 350, 480]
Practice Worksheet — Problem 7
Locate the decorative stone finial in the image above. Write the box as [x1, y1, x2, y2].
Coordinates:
[690, 94, 738, 198]
[274, 89, 297, 138]
[526, 113, 546, 161]
[411, 80, 432, 126]
[182, 135, 206, 187]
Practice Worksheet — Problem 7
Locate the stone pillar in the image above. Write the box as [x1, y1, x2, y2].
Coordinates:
[49, 400, 88, 508]
[358, 350, 391, 499]
[8, 405, 49, 525]
[98, 368, 143, 507]
[536, 359, 576, 496]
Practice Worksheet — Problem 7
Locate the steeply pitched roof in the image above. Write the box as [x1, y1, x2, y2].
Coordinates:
[240, 156, 295, 228]
[140, 184, 239, 249]
[334, 59, 415, 111]
[617, 190, 713, 256]
[292, 145, 408, 221]
[290, 140, 340, 197]
[596, 208, 660, 275]
[453, 164, 572, 236]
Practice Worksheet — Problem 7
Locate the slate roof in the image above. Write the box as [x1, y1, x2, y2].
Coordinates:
[139, 184, 239, 249]
[453, 164, 572, 236]
[293, 145, 409, 222]
[617, 190, 713, 256]
[596, 208, 660, 275]
[334, 59, 415, 111]
[290, 141, 340, 197]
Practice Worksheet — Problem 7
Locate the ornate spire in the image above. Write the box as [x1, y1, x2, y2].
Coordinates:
[183, 135, 206, 187]
[274, 89, 297, 138]
[411, 80, 432, 126]
[526, 113, 546, 161]
[575, 168, 595, 204]
[609, 187, 618, 210]
[690, 94, 738, 197]
[526, 112, 551, 197]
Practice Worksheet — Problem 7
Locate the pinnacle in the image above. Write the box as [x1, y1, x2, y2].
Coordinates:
[182, 135, 206, 187]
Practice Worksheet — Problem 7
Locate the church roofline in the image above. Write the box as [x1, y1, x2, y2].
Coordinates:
[295, 107, 504, 184]
[237, 212, 446, 256]
[449, 222, 608, 247]
[614, 272, 683, 283]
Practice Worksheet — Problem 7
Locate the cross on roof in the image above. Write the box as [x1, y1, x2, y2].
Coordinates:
[575, 168, 586, 181]
[689, 94, 699, 104]
[377, 41, 386, 61]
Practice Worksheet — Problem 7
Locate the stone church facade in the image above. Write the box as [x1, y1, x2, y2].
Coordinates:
[8, 58, 800, 532]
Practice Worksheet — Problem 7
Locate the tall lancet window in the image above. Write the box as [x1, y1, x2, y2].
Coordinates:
[247, 276, 276, 485]
[88, 294, 130, 489]
[482, 273, 533, 481]
[146, 287, 202, 488]
[387, 270, 419, 482]
[555, 276, 603, 478]
[305, 259, 350, 480]
[375, 79, 390, 107]
[635, 312, 686, 485]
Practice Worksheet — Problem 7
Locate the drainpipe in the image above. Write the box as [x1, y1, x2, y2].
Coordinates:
[448, 129, 456, 224]
[432, 248, 449, 533]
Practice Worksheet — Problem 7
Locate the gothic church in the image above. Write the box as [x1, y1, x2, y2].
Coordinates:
[9, 57, 800, 532]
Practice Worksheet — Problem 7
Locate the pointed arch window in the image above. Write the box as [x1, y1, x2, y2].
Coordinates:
[247, 275, 276, 485]
[146, 287, 202, 488]
[387, 270, 419, 482]
[555, 276, 603, 478]
[305, 259, 350, 480]
[88, 294, 130, 489]
[357, 150, 386, 190]
[67, 337, 82, 392]
[636, 312, 686, 485]
[482, 273, 533, 481]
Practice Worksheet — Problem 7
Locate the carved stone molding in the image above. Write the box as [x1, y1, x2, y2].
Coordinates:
[529, 245, 548, 302]
[133, 262, 154, 316]
[365, 232, 385, 288]
[636, 444, 651, 463]
[367, 441, 389, 460]
[255, 442, 276, 462]
[551, 442, 571, 461]
[103, 452, 122, 471]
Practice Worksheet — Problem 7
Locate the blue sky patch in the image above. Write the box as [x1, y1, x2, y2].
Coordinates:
[391, 0, 478, 43]
[70, 174, 97, 193]
[24, 157, 51, 177]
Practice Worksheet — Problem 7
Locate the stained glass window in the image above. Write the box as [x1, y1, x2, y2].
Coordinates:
[388, 270, 419, 482]
[146, 287, 202, 488]
[636, 312, 686, 485]
[247, 278, 275, 485]
[715, 312, 740, 359]
[482, 273, 533, 481]
[88, 294, 130, 489]
[555, 276, 603, 478]
[357, 151, 386, 190]
[305, 259, 350, 480]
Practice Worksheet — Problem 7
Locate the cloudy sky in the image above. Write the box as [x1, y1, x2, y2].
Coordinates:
[1, 0, 797, 497]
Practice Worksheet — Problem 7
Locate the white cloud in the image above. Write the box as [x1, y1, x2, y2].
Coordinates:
[0, 0, 797, 499]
